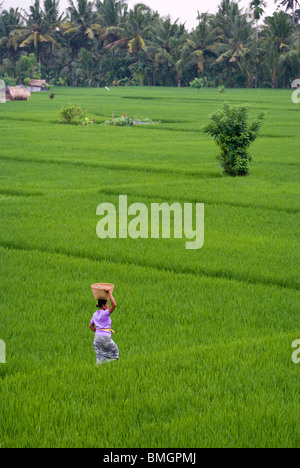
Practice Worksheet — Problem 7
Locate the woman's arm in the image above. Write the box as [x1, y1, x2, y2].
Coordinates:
[89, 323, 96, 333]
[107, 290, 117, 315]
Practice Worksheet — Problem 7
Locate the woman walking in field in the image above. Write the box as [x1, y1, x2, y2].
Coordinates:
[89, 289, 119, 365]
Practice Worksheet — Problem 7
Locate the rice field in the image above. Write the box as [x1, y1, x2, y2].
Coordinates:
[0, 86, 299, 448]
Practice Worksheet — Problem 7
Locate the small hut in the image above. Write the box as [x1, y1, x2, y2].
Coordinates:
[6, 86, 31, 101]
[27, 79, 50, 92]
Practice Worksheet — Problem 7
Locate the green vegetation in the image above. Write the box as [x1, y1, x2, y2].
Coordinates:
[0, 72, 16, 86]
[0, 1, 300, 88]
[203, 103, 265, 176]
[103, 113, 160, 126]
[15, 54, 41, 83]
[190, 77, 205, 91]
[104, 113, 134, 126]
[0, 86, 299, 448]
[58, 103, 86, 124]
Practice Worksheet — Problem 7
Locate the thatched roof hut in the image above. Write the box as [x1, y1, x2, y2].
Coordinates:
[6, 86, 31, 101]
[27, 79, 49, 92]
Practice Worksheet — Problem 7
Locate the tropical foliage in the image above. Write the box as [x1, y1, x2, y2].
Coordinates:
[203, 103, 264, 176]
[0, 0, 300, 88]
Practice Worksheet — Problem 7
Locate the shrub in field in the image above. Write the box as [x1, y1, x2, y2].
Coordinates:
[104, 113, 134, 126]
[103, 113, 160, 126]
[218, 85, 225, 93]
[203, 103, 264, 176]
[58, 104, 86, 124]
[190, 77, 204, 91]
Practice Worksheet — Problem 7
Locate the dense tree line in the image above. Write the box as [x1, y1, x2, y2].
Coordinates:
[0, 0, 299, 88]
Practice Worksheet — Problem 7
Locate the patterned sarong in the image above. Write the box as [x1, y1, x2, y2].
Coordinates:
[93, 335, 119, 365]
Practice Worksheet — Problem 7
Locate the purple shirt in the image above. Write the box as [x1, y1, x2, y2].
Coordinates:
[90, 309, 112, 336]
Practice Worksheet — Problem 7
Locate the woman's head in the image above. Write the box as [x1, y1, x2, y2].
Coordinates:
[97, 299, 109, 310]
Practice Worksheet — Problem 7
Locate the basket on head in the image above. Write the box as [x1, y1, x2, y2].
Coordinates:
[91, 283, 114, 301]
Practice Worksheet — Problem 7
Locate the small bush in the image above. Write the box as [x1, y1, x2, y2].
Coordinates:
[203, 103, 264, 176]
[103, 113, 160, 127]
[218, 85, 225, 93]
[104, 114, 134, 126]
[190, 77, 204, 91]
[58, 104, 86, 124]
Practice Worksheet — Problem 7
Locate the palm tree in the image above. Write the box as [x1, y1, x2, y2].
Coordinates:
[0, 6, 22, 34]
[261, 31, 283, 87]
[264, 10, 294, 51]
[249, 1, 267, 87]
[43, 1, 65, 68]
[150, 15, 180, 55]
[186, 13, 218, 76]
[0, 7, 23, 57]
[215, 3, 255, 86]
[60, 0, 104, 84]
[275, 0, 300, 23]
[43, 0, 62, 22]
[104, 3, 159, 84]
[261, 11, 294, 87]
[153, 25, 189, 87]
[106, 4, 157, 54]
[62, 0, 100, 42]
[96, 0, 125, 27]
[8, 0, 59, 65]
[146, 16, 181, 85]
[250, 0, 267, 22]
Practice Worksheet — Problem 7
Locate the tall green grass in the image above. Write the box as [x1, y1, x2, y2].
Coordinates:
[0, 87, 299, 448]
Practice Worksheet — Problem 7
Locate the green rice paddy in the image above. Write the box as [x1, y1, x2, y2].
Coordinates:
[0, 87, 299, 448]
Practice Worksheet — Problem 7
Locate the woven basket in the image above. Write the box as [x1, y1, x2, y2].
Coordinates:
[91, 283, 114, 300]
